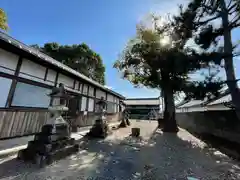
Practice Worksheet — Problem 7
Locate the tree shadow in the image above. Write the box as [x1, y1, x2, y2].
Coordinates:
[137, 129, 240, 179]
[0, 126, 158, 180]
[0, 126, 240, 180]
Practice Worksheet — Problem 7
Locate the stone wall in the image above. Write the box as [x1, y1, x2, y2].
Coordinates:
[176, 110, 240, 143]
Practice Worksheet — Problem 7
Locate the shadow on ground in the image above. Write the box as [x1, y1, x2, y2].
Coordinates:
[0, 124, 240, 180]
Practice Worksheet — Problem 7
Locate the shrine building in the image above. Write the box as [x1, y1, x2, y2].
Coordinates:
[0, 32, 124, 139]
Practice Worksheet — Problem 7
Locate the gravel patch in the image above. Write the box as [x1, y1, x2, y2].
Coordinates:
[0, 121, 239, 180]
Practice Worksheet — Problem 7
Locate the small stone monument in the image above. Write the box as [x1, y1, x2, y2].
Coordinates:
[17, 83, 79, 167]
[87, 97, 110, 138]
[125, 109, 131, 126]
[119, 101, 130, 127]
[131, 127, 140, 137]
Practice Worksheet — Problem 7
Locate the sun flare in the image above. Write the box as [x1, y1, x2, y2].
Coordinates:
[160, 36, 170, 46]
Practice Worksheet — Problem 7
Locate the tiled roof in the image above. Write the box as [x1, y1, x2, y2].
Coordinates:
[207, 94, 231, 106]
[178, 100, 206, 108]
[0, 32, 124, 99]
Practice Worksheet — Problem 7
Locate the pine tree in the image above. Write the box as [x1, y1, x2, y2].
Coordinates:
[173, 0, 240, 115]
[114, 17, 223, 132]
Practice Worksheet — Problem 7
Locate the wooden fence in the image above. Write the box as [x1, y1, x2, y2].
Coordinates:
[0, 109, 122, 139]
[0, 109, 49, 139]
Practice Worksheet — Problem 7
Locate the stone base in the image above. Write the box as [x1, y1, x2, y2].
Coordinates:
[126, 119, 131, 126]
[17, 124, 79, 167]
[119, 119, 128, 128]
[157, 118, 164, 128]
[18, 144, 79, 167]
[131, 128, 140, 137]
[87, 119, 111, 138]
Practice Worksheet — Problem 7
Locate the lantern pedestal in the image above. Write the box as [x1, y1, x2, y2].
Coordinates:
[119, 109, 130, 128]
[119, 118, 127, 128]
[126, 118, 131, 126]
[87, 119, 110, 138]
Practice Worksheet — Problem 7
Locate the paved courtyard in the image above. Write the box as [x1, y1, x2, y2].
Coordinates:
[0, 120, 240, 180]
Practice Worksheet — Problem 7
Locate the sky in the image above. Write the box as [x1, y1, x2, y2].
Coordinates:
[1, 0, 239, 98]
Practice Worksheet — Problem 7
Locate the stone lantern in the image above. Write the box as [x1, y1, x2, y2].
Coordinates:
[87, 96, 110, 138]
[46, 83, 71, 136]
[17, 84, 79, 167]
[96, 96, 107, 121]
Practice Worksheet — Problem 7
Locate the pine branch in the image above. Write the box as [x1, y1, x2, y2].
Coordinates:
[231, 12, 240, 21]
[198, 14, 221, 25]
[227, 0, 234, 9]
[201, 3, 222, 14]
[228, 3, 237, 14]
[230, 15, 240, 26]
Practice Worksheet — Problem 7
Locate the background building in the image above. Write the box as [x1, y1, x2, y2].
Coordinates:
[0, 32, 124, 139]
[124, 98, 160, 120]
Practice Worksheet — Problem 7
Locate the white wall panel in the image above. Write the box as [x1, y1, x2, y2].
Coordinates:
[107, 94, 114, 102]
[107, 102, 114, 113]
[0, 48, 19, 75]
[88, 86, 94, 97]
[82, 84, 88, 95]
[0, 77, 12, 107]
[96, 89, 106, 99]
[46, 69, 56, 84]
[75, 81, 79, 90]
[12, 82, 51, 108]
[88, 98, 94, 112]
[79, 83, 82, 92]
[116, 98, 119, 104]
[58, 74, 74, 88]
[20, 59, 46, 81]
[81, 96, 87, 111]
[113, 96, 118, 103]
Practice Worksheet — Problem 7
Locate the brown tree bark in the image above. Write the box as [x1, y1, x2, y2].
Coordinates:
[162, 86, 179, 133]
[220, 0, 240, 119]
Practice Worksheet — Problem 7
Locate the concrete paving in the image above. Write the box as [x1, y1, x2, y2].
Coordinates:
[0, 120, 239, 180]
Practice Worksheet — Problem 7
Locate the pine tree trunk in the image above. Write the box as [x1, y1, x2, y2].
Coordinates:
[162, 87, 179, 133]
[220, 0, 240, 119]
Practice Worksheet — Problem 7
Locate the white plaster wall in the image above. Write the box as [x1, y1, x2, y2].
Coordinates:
[88, 86, 94, 97]
[75, 81, 79, 90]
[81, 96, 87, 111]
[0, 77, 12, 107]
[12, 82, 51, 108]
[116, 97, 119, 104]
[19, 59, 46, 81]
[107, 94, 114, 102]
[79, 83, 82, 92]
[58, 74, 74, 88]
[46, 69, 56, 84]
[96, 89, 106, 99]
[88, 98, 94, 111]
[82, 84, 88, 95]
[107, 102, 114, 113]
[0, 48, 19, 75]
[113, 96, 118, 103]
